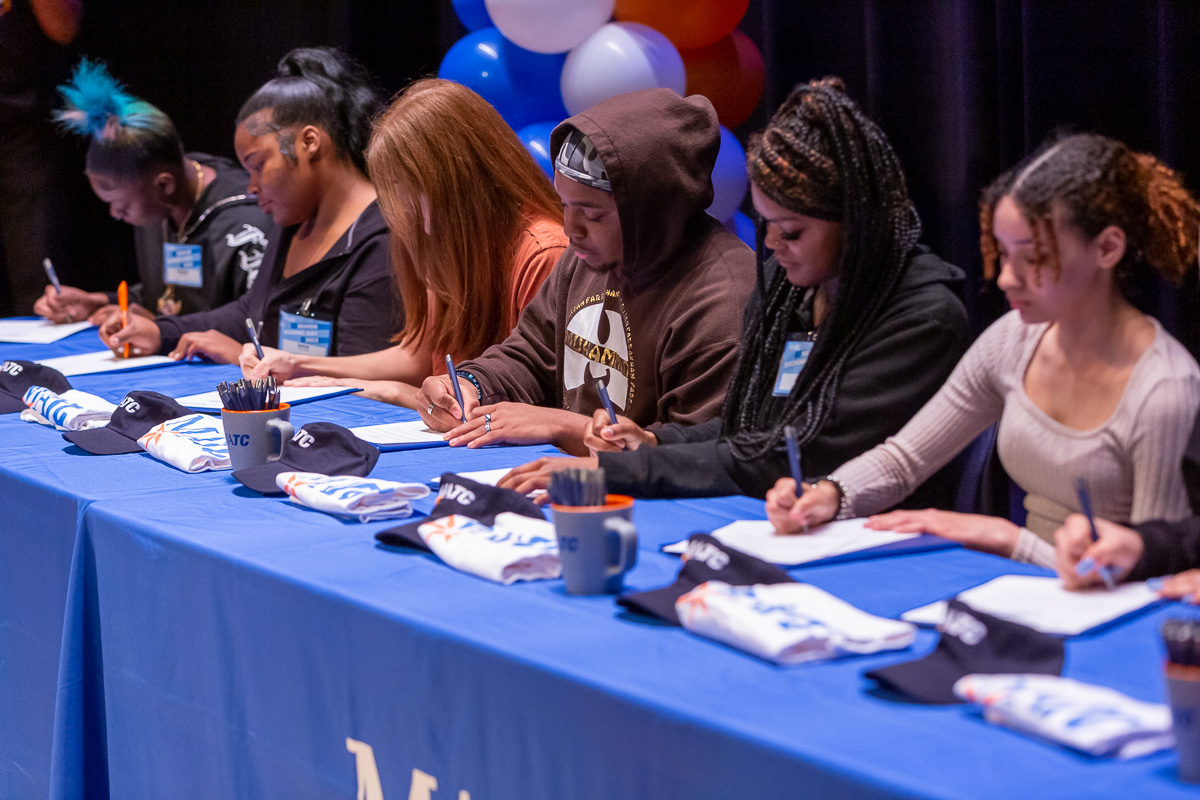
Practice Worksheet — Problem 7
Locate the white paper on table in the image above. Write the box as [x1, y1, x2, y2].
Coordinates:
[349, 419, 446, 447]
[0, 319, 94, 344]
[177, 385, 359, 413]
[36, 350, 176, 377]
[662, 518, 917, 566]
[901, 575, 1160, 636]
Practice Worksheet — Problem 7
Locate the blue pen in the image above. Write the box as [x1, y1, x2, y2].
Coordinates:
[784, 425, 809, 534]
[1074, 477, 1116, 590]
[595, 379, 617, 425]
[245, 317, 265, 360]
[43, 258, 73, 323]
[445, 354, 466, 423]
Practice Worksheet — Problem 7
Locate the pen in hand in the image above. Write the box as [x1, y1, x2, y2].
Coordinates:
[596, 379, 618, 425]
[117, 280, 129, 359]
[785, 425, 809, 534]
[445, 354, 466, 423]
[42, 258, 72, 323]
[245, 317, 265, 361]
[1074, 477, 1116, 591]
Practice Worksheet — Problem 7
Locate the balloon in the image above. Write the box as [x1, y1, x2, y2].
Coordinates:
[682, 31, 765, 128]
[452, 0, 492, 31]
[614, 0, 749, 51]
[485, 0, 614, 54]
[706, 126, 748, 222]
[438, 28, 569, 131]
[726, 210, 755, 250]
[518, 121, 561, 179]
[560, 22, 686, 116]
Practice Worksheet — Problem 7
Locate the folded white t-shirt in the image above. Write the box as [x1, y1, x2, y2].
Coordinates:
[675, 581, 917, 665]
[954, 674, 1173, 759]
[276, 472, 430, 522]
[137, 414, 231, 473]
[418, 512, 560, 585]
[21, 386, 116, 431]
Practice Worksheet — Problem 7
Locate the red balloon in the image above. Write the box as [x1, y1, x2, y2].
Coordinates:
[682, 30, 765, 129]
[614, 0, 750, 51]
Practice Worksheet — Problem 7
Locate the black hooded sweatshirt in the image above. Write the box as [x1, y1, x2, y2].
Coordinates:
[599, 249, 971, 501]
[457, 89, 755, 427]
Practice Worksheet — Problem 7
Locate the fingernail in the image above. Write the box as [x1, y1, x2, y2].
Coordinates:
[1146, 577, 1165, 591]
[1075, 557, 1095, 577]
[1183, 594, 1195, 604]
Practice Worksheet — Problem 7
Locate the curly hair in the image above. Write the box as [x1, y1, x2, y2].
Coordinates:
[979, 133, 1199, 294]
[720, 76, 922, 459]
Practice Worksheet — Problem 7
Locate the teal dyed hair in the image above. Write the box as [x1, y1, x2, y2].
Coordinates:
[55, 59, 185, 178]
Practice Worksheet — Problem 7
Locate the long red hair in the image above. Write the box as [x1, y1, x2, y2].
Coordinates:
[366, 78, 563, 359]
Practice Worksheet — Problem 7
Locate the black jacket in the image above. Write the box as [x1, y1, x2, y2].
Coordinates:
[1129, 406, 1200, 580]
[118, 152, 271, 315]
[155, 201, 397, 356]
[599, 248, 971, 501]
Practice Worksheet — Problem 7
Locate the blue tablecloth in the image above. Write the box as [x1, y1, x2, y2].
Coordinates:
[2, 328, 1197, 799]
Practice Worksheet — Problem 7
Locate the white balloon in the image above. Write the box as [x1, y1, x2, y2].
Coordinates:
[707, 126, 749, 222]
[560, 22, 687, 116]
[485, 0, 614, 55]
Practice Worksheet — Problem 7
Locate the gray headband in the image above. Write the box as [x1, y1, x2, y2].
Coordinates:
[555, 129, 611, 192]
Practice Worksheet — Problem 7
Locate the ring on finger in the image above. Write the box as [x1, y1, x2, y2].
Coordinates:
[427, 403, 435, 415]
[484, 413, 492, 433]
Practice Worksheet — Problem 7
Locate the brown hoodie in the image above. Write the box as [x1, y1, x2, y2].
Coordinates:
[457, 89, 755, 427]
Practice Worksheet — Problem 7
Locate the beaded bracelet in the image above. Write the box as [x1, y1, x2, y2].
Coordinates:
[821, 475, 856, 520]
[455, 369, 483, 402]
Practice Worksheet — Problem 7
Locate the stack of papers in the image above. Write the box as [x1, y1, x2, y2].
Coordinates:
[662, 518, 922, 567]
[902, 575, 1161, 636]
[0, 319, 94, 344]
[349, 420, 447, 451]
[37, 350, 177, 377]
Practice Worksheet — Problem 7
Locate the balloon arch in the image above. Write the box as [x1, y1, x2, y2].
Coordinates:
[443, 0, 765, 246]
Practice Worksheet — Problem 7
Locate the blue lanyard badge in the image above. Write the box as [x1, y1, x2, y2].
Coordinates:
[279, 309, 333, 357]
[773, 334, 815, 397]
[163, 243, 204, 288]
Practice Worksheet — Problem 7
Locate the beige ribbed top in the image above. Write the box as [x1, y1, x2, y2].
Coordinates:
[833, 311, 1200, 566]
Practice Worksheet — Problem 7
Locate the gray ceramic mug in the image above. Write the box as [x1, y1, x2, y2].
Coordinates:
[551, 494, 638, 595]
[220, 404, 293, 472]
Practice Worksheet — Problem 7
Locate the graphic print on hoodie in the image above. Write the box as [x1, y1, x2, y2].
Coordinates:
[458, 89, 756, 428]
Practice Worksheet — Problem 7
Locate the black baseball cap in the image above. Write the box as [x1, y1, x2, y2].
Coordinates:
[864, 599, 1065, 704]
[618, 533, 796, 625]
[376, 472, 546, 551]
[0, 360, 71, 414]
[232, 421, 380, 495]
[63, 390, 193, 454]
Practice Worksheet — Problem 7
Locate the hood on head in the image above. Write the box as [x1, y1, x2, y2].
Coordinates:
[552, 89, 720, 286]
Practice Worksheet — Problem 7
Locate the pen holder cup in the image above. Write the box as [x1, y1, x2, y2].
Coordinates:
[1168, 664, 1200, 782]
[551, 495, 638, 596]
[221, 404, 292, 472]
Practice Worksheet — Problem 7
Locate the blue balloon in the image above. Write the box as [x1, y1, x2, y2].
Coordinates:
[452, 0, 492, 31]
[728, 210, 756, 250]
[438, 28, 568, 132]
[517, 121, 561, 179]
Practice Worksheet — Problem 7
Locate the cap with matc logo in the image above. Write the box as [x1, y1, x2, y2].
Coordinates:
[0, 360, 72, 414]
[62, 390, 195, 454]
[232, 421, 379, 495]
[617, 533, 796, 625]
[863, 598, 1065, 704]
[375, 472, 546, 551]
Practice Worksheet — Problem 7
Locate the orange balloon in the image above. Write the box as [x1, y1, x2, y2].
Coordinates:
[614, 0, 750, 51]
[682, 31, 765, 129]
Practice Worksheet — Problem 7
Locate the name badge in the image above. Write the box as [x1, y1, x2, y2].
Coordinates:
[279, 309, 333, 357]
[773, 334, 815, 396]
[163, 243, 203, 287]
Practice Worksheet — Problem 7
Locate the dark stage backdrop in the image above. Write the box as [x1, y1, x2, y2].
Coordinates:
[65, 0, 1200, 351]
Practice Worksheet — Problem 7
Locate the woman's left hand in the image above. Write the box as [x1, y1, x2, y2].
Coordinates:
[866, 509, 1021, 558]
[497, 456, 598, 497]
[1158, 570, 1200, 604]
[169, 330, 245, 364]
[445, 403, 581, 449]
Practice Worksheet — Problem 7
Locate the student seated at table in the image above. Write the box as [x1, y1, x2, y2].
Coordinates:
[100, 47, 395, 363]
[237, 78, 567, 410]
[415, 88, 756, 455]
[35, 59, 271, 323]
[768, 133, 1200, 568]
[499, 77, 971, 499]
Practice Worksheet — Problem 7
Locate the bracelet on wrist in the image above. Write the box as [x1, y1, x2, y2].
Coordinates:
[455, 369, 483, 402]
[812, 475, 855, 520]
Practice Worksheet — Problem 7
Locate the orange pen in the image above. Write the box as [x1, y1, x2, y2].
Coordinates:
[117, 280, 129, 359]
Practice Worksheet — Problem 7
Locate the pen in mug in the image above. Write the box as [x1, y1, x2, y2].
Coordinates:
[445, 354, 466, 423]
[596, 379, 618, 425]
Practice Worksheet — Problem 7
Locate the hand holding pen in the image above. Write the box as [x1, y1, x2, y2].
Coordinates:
[42, 258, 73, 323]
[1073, 478, 1117, 591]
